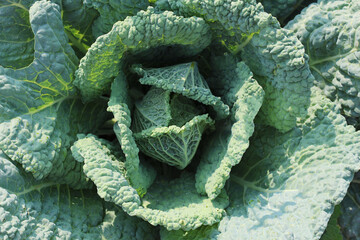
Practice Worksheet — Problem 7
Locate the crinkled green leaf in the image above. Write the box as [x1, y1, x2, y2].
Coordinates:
[44, 98, 111, 188]
[214, 87, 360, 239]
[71, 134, 142, 213]
[84, 0, 149, 37]
[0, 0, 77, 178]
[134, 114, 214, 169]
[164, 0, 314, 132]
[0, 1, 108, 187]
[0, 0, 36, 69]
[177, 87, 360, 239]
[132, 62, 229, 119]
[134, 172, 228, 231]
[286, 0, 360, 124]
[195, 61, 264, 199]
[0, 152, 158, 240]
[74, 7, 212, 101]
[132, 87, 172, 132]
[108, 74, 156, 196]
[338, 172, 360, 239]
[72, 135, 229, 231]
[108, 72, 133, 108]
[0, 0, 96, 60]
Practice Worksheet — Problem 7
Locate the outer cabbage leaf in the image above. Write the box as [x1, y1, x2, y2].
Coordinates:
[108, 74, 156, 196]
[43, 98, 110, 187]
[216, 88, 360, 239]
[164, 0, 314, 132]
[72, 135, 229, 231]
[0, 0, 35, 69]
[0, 0, 108, 187]
[136, 172, 228, 231]
[72, 134, 142, 214]
[131, 62, 229, 119]
[74, 7, 212, 101]
[0, 0, 97, 59]
[134, 114, 214, 169]
[338, 172, 360, 239]
[286, 0, 360, 125]
[0, 152, 158, 240]
[163, 87, 360, 239]
[0, 0, 77, 178]
[195, 60, 264, 199]
[84, 0, 149, 37]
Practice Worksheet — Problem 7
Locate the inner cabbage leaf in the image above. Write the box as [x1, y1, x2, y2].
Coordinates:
[131, 62, 229, 120]
[131, 85, 213, 169]
[134, 114, 214, 170]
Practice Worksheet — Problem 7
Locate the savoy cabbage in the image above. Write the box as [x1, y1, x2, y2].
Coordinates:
[1, 0, 360, 239]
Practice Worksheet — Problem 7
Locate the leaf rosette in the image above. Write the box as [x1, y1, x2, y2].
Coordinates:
[70, 4, 267, 230]
[1, 0, 360, 239]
